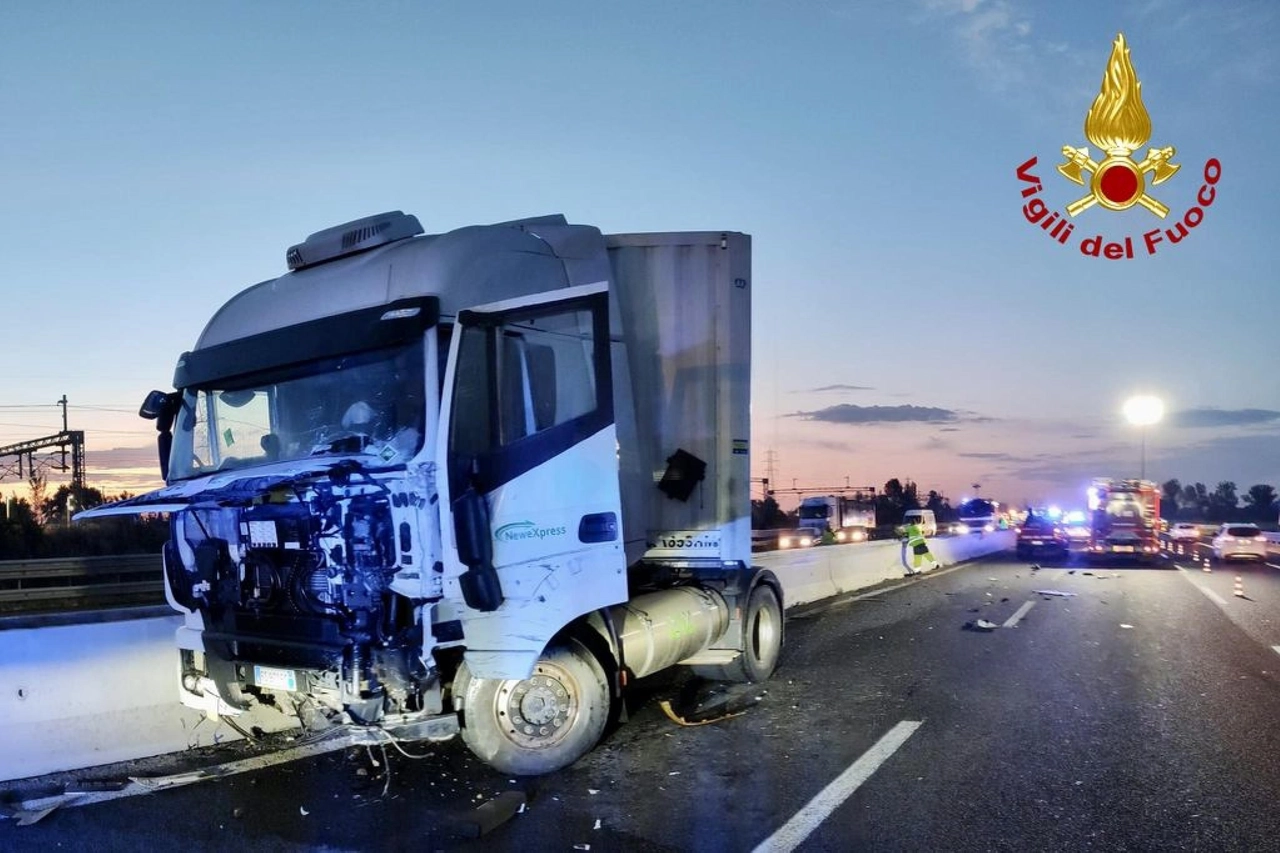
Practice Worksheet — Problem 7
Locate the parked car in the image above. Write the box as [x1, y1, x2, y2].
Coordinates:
[1210, 523, 1268, 562]
[1169, 522, 1202, 542]
[1016, 517, 1069, 561]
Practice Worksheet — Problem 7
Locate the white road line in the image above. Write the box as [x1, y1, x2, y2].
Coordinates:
[1273, 646, 1280, 657]
[1003, 600, 1036, 628]
[1176, 565, 1229, 606]
[1198, 585, 1229, 607]
[753, 720, 922, 853]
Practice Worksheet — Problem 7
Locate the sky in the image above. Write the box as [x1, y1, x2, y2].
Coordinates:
[0, 0, 1277, 511]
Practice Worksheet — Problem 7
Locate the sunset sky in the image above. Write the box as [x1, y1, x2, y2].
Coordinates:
[1, 1, 1276, 511]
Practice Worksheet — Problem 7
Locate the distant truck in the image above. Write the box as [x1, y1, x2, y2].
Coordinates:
[796, 493, 876, 543]
[79, 212, 782, 775]
[954, 499, 999, 534]
[1085, 478, 1162, 561]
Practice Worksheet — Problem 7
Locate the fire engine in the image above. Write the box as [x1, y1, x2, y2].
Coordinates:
[1085, 479, 1162, 562]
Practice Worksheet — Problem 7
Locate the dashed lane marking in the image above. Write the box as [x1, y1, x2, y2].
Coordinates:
[1002, 600, 1036, 628]
[752, 720, 923, 853]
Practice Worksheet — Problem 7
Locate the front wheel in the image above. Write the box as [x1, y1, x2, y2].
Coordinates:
[692, 583, 783, 683]
[454, 637, 610, 776]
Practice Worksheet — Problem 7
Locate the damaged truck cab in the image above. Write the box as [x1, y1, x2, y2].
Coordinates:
[81, 212, 781, 774]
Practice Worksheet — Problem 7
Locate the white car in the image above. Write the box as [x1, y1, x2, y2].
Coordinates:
[1169, 522, 1201, 542]
[1211, 523, 1268, 562]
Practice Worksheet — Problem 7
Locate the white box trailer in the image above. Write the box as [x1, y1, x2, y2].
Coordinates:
[80, 213, 780, 775]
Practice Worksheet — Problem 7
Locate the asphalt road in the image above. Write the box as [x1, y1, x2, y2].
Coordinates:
[4, 545, 1280, 852]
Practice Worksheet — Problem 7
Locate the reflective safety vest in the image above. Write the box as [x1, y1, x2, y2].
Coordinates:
[904, 523, 926, 548]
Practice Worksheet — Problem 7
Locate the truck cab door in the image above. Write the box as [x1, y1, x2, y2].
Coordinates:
[438, 282, 627, 679]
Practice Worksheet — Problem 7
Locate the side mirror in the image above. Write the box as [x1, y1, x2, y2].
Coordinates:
[139, 390, 171, 420]
[140, 390, 181, 480]
[452, 487, 503, 612]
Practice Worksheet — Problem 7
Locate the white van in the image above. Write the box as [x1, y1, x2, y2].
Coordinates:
[902, 509, 937, 536]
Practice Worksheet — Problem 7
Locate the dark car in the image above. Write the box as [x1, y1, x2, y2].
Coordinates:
[1016, 516, 1068, 561]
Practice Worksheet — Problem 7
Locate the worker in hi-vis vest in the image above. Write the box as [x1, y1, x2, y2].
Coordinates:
[901, 521, 939, 575]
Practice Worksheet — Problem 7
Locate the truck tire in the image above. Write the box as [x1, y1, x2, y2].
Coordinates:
[454, 637, 610, 776]
[692, 583, 783, 683]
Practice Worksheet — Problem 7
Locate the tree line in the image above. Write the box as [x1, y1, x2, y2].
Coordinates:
[1159, 479, 1278, 524]
[0, 479, 169, 560]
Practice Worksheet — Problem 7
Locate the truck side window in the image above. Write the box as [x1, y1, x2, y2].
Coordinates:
[498, 310, 596, 445]
[448, 295, 610, 495]
[449, 326, 494, 460]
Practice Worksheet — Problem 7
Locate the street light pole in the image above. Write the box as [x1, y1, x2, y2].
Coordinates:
[1123, 395, 1163, 482]
[1140, 427, 1146, 480]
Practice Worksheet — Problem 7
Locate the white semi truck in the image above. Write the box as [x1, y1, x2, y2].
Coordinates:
[79, 212, 782, 775]
[796, 494, 876, 543]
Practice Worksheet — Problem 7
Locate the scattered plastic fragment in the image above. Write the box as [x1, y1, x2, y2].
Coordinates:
[1120, 624, 1134, 629]
[300, 806, 310, 816]
[594, 819, 602, 830]
[1033, 590, 1077, 597]
[588, 789, 599, 796]
[964, 619, 999, 632]
[574, 845, 591, 851]
[669, 771, 681, 776]
[453, 791, 528, 838]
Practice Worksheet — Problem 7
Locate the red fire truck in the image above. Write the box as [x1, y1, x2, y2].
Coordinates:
[1085, 478, 1162, 561]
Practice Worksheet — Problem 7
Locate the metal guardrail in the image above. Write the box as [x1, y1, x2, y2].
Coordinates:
[0, 554, 163, 612]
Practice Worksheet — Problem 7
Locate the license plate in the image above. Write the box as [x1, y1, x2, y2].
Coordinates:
[253, 665, 298, 692]
[1113, 545, 1134, 553]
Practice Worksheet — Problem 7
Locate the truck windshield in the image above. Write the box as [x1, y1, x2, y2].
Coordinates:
[799, 505, 831, 519]
[167, 342, 426, 480]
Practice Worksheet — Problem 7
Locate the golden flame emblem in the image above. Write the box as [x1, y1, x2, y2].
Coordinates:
[1057, 34, 1180, 218]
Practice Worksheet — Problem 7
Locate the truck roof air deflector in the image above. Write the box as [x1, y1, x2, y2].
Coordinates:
[286, 211, 424, 270]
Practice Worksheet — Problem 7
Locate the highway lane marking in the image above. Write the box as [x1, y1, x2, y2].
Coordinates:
[1177, 565, 1230, 606]
[1273, 646, 1280, 657]
[752, 720, 923, 853]
[1002, 600, 1036, 628]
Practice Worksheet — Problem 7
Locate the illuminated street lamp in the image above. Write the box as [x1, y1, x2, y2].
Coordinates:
[1122, 395, 1164, 480]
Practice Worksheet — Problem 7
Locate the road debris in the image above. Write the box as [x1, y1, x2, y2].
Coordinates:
[300, 806, 310, 816]
[1033, 590, 1078, 598]
[594, 819, 602, 830]
[963, 619, 999, 632]
[1120, 624, 1134, 629]
[450, 791, 527, 839]
[588, 789, 600, 795]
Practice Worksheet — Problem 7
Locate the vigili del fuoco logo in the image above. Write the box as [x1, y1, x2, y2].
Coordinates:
[1015, 33, 1221, 259]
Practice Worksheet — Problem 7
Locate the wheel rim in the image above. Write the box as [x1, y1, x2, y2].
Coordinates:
[750, 596, 780, 665]
[491, 661, 581, 750]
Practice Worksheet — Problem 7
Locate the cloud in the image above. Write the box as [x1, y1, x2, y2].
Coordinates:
[796, 438, 857, 454]
[802, 384, 875, 393]
[958, 451, 1015, 460]
[939, 427, 962, 432]
[915, 0, 1039, 91]
[1170, 408, 1280, 429]
[921, 436, 952, 450]
[789, 404, 959, 424]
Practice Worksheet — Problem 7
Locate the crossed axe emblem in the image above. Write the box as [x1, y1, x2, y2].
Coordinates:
[1057, 146, 1180, 218]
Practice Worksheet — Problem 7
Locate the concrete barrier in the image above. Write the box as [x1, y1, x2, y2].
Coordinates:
[1, 615, 213, 781]
[0, 531, 1012, 782]
[758, 531, 1014, 608]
